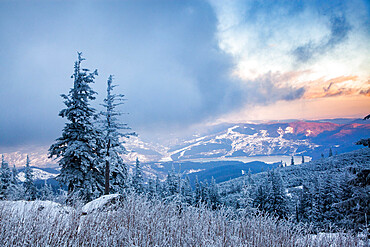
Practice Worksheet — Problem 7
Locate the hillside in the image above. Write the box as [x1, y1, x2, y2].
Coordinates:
[219, 148, 370, 231]
[219, 148, 370, 191]
[148, 160, 280, 185]
[167, 120, 370, 161]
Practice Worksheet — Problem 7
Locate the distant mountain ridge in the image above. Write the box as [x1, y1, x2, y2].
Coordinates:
[1, 118, 369, 167]
[165, 119, 369, 161]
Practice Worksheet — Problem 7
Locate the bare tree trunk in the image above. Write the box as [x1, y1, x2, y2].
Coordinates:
[104, 140, 110, 195]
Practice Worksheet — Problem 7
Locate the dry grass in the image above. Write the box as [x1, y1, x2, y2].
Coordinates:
[0, 195, 366, 246]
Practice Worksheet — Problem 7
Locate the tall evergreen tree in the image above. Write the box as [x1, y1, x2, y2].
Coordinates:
[24, 155, 36, 201]
[49, 53, 103, 202]
[180, 175, 193, 205]
[7, 165, 22, 200]
[254, 182, 269, 212]
[100, 75, 136, 195]
[320, 175, 340, 230]
[298, 183, 312, 222]
[267, 170, 288, 219]
[147, 178, 155, 199]
[132, 158, 144, 194]
[165, 165, 179, 198]
[239, 175, 254, 213]
[194, 176, 202, 206]
[155, 176, 162, 198]
[0, 155, 11, 200]
[329, 148, 333, 157]
[200, 180, 210, 205]
[10, 165, 18, 184]
[209, 177, 221, 209]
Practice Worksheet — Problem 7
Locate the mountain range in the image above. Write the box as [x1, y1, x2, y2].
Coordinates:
[163, 118, 369, 162]
[2, 118, 369, 169]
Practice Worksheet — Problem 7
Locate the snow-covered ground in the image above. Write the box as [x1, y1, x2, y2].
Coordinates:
[81, 194, 123, 214]
[0, 200, 73, 216]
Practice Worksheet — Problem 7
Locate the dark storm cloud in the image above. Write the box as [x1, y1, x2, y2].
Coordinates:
[243, 73, 306, 104]
[0, 0, 306, 148]
[293, 15, 351, 63]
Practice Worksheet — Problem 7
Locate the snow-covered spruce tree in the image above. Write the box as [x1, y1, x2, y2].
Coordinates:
[238, 175, 254, 213]
[180, 175, 193, 205]
[38, 181, 54, 201]
[329, 148, 333, 157]
[194, 176, 202, 206]
[266, 170, 288, 219]
[155, 176, 162, 198]
[100, 75, 136, 195]
[200, 180, 210, 205]
[24, 155, 36, 201]
[254, 177, 271, 212]
[166, 165, 178, 196]
[320, 175, 340, 230]
[209, 177, 221, 209]
[147, 178, 155, 199]
[0, 155, 11, 200]
[131, 158, 144, 194]
[298, 182, 312, 223]
[7, 165, 22, 200]
[48, 53, 104, 202]
[10, 165, 18, 185]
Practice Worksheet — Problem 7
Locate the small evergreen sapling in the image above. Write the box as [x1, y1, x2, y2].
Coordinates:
[24, 155, 37, 201]
[39, 181, 54, 201]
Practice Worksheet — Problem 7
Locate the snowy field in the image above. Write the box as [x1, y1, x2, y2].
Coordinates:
[0, 194, 366, 247]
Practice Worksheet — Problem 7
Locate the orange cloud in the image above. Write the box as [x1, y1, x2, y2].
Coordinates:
[302, 75, 370, 99]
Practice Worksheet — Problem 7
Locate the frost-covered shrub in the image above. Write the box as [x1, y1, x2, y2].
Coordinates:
[0, 194, 366, 247]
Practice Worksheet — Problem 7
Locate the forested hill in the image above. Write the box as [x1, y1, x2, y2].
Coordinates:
[219, 148, 370, 232]
[220, 147, 370, 189]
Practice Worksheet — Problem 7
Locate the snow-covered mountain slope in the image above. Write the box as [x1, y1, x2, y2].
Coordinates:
[0, 145, 56, 168]
[167, 120, 370, 161]
[17, 167, 59, 182]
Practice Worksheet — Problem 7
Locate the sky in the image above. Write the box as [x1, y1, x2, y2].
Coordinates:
[0, 0, 369, 150]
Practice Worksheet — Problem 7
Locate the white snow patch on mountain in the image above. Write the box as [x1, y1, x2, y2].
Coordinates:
[285, 126, 294, 134]
[186, 169, 205, 174]
[18, 168, 58, 182]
